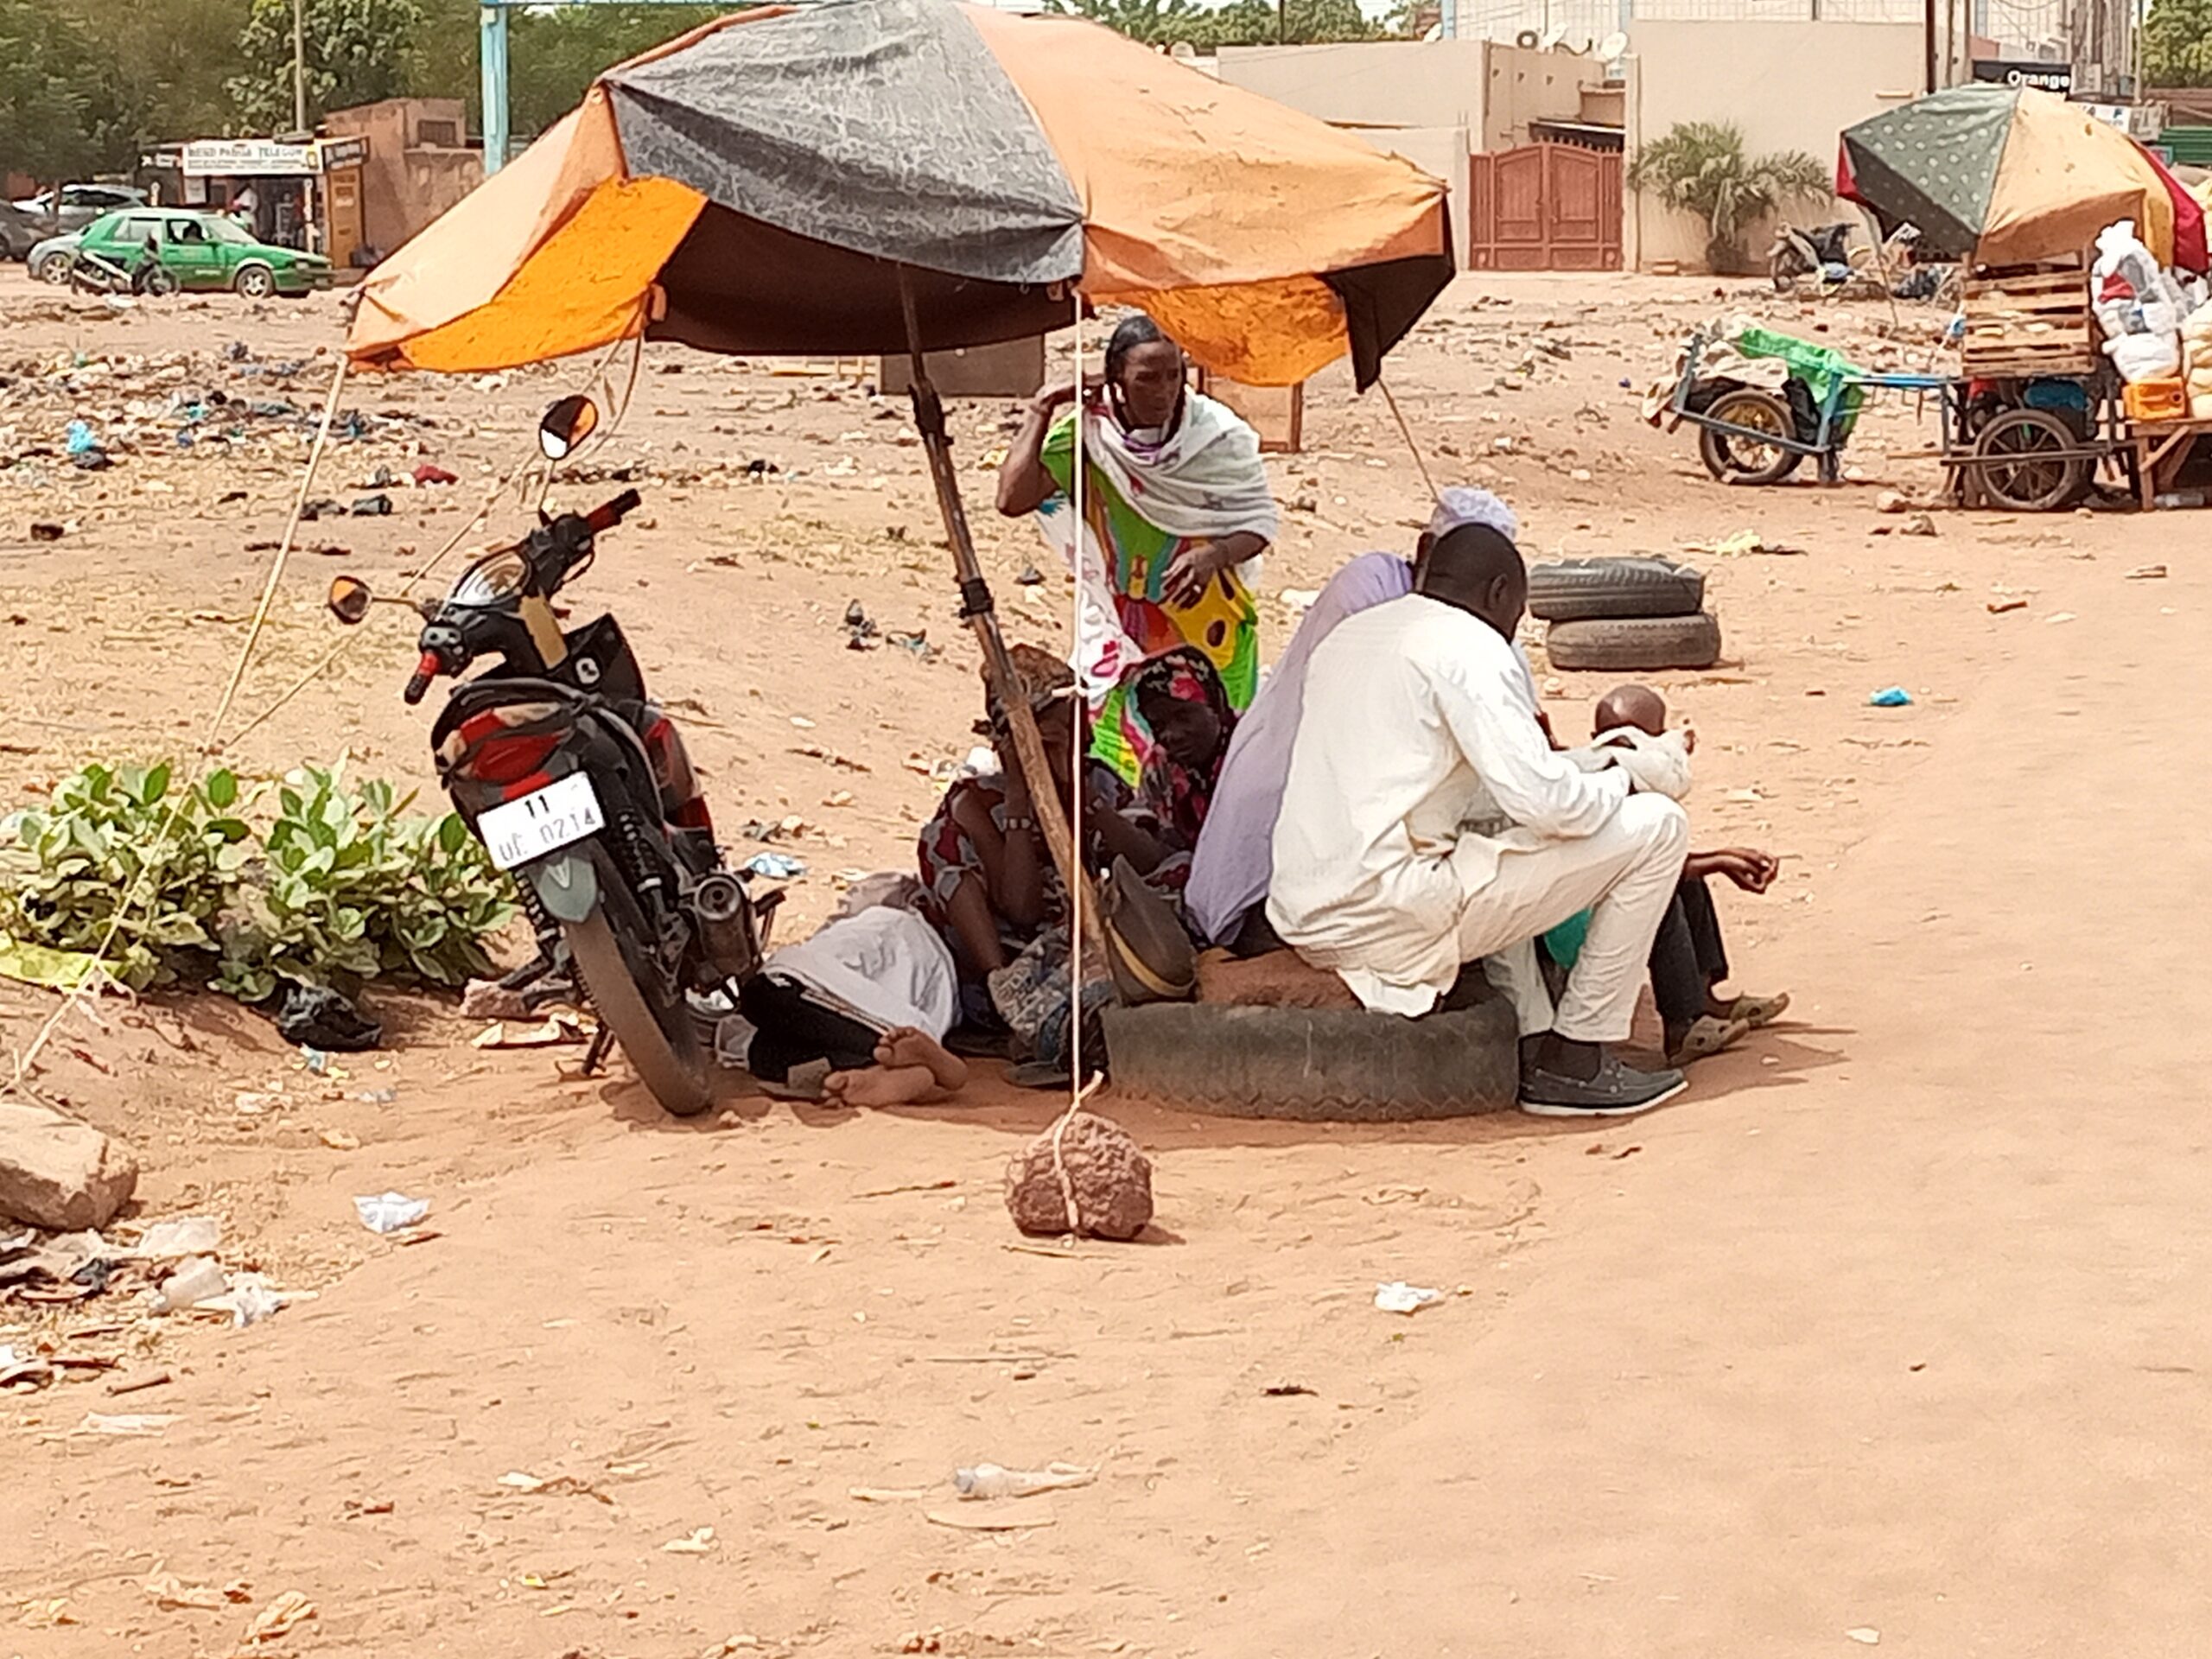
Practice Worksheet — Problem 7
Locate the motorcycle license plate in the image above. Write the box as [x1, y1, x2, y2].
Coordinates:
[477, 772, 606, 871]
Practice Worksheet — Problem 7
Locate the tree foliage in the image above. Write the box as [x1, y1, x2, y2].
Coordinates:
[0, 0, 102, 181]
[1052, 0, 1386, 50]
[1628, 121, 1828, 273]
[231, 0, 427, 132]
[2143, 0, 2212, 87]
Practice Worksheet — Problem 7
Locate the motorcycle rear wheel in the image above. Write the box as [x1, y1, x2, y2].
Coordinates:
[563, 887, 713, 1117]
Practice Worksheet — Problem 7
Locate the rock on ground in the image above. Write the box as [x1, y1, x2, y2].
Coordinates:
[0, 1101, 140, 1231]
[1004, 1111, 1154, 1242]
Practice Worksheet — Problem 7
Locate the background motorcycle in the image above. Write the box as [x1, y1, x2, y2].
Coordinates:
[328, 396, 772, 1115]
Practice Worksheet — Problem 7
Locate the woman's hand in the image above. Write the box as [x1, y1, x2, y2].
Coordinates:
[1162, 531, 1265, 607]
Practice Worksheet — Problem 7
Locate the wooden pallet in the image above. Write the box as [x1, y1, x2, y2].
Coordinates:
[1961, 270, 2095, 377]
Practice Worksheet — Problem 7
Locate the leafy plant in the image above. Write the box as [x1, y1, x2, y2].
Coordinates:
[1628, 122, 1830, 275]
[214, 765, 516, 1002]
[0, 764, 254, 990]
[0, 759, 514, 1004]
[2145, 0, 2212, 86]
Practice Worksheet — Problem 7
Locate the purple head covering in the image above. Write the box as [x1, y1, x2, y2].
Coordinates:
[1184, 551, 1414, 944]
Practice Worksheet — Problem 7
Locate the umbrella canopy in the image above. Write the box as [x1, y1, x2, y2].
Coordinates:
[347, 0, 1452, 387]
[1838, 85, 2206, 271]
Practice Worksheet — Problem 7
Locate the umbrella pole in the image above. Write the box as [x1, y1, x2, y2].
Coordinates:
[896, 272, 1097, 934]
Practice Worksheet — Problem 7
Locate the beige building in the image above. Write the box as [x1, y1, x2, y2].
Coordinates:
[1217, 40, 1614, 268]
[1618, 21, 1927, 270]
[321, 99, 482, 268]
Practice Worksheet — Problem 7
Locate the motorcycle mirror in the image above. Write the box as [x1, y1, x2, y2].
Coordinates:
[327, 575, 375, 626]
[538, 394, 600, 461]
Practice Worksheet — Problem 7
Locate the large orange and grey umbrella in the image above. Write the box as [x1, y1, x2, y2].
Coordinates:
[1838, 85, 2206, 270]
[347, 0, 1452, 389]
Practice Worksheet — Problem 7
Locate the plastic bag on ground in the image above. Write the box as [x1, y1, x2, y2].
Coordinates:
[353, 1192, 429, 1233]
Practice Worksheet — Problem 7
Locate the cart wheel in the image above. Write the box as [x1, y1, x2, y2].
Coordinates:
[1697, 389, 1803, 486]
[1973, 409, 2088, 512]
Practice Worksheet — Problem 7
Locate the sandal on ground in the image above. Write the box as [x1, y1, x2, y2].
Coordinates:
[1713, 991, 1790, 1030]
[1667, 1014, 1753, 1067]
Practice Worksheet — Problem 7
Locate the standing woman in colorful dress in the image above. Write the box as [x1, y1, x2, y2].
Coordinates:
[995, 314, 1279, 783]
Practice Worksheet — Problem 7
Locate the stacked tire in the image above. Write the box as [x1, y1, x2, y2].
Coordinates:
[1529, 556, 1721, 672]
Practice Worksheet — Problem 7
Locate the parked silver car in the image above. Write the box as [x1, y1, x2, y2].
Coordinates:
[27, 230, 86, 284]
[10, 183, 149, 237]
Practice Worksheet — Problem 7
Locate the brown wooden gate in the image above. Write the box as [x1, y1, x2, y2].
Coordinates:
[1468, 143, 1622, 271]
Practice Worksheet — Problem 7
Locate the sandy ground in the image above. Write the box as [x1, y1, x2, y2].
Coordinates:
[2, 267, 2207, 1657]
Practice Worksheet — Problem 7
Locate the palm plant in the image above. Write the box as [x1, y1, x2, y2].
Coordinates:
[1629, 122, 1831, 275]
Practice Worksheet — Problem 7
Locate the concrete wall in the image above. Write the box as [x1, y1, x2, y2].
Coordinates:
[1358, 125, 1472, 266]
[1481, 41, 1602, 151]
[1218, 41, 1490, 133]
[1623, 21, 1923, 270]
[323, 98, 481, 263]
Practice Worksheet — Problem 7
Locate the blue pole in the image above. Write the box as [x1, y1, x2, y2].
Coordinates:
[480, 2, 510, 175]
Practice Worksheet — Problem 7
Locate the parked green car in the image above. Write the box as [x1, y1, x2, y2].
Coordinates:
[66, 208, 333, 297]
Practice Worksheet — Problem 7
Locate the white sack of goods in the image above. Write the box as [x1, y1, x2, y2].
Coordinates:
[2107, 331, 2183, 384]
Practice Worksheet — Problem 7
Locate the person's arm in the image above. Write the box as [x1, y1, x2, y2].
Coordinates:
[1433, 632, 1629, 839]
[995, 383, 1080, 518]
[1687, 849, 1777, 892]
[1162, 531, 1269, 607]
[1089, 792, 1170, 875]
[953, 780, 1053, 929]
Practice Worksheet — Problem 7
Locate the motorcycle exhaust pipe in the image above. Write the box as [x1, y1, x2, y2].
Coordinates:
[691, 871, 762, 980]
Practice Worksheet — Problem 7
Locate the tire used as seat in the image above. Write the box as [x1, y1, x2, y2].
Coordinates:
[1528, 556, 1707, 622]
[1545, 611, 1723, 672]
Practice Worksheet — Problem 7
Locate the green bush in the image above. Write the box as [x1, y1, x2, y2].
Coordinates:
[0, 760, 515, 1002]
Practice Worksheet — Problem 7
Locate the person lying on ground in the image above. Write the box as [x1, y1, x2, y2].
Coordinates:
[995, 313, 1277, 782]
[915, 645, 1170, 1016]
[1266, 522, 1692, 1119]
[737, 884, 970, 1108]
[1185, 488, 1522, 953]
[1586, 684, 1790, 1065]
[1126, 645, 1237, 855]
[822, 1027, 969, 1109]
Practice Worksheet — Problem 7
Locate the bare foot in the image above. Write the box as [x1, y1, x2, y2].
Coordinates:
[873, 1027, 969, 1093]
[823, 1064, 945, 1108]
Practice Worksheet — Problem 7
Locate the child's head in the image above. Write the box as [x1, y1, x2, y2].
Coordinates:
[1593, 683, 1668, 739]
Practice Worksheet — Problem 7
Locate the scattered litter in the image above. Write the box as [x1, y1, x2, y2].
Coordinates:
[1262, 1383, 1317, 1397]
[131, 1215, 221, 1258]
[77, 1411, 179, 1435]
[1899, 512, 1937, 537]
[350, 493, 392, 517]
[849, 1484, 931, 1503]
[233, 1090, 283, 1116]
[1711, 530, 1763, 557]
[1846, 1630, 1880, 1647]
[473, 1014, 589, 1050]
[461, 978, 537, 1021]
[2127, 563, 2168, 580]
[211, 1274, 286, 1328]
[153, 1255, 229, 1313]
[1867, 687, 1913, 708]
[926, 1509, 1056, 1531]
[953, 1461, 1097, 1499]
[276, 984, 381, 1052]
[29, 522, 65, 543]
[353, 1192, 430, 1234]
[741, 851, 806, 880]
[143, 1574, 250, 1611]
[1374, 1281, 1443, 1315]
[1015, 562, 1044, 585]
[662, 1526, 717, 1554]
[64, 420, 99, 456]
[1986, 598, 2027, 614]
[318, 1128, 362, 1151]
[243, 1591, 316, 1645]
[412, 463, 459, 486]
[1279, 587, 1321, 617]
[2044, 611, 2075, 625]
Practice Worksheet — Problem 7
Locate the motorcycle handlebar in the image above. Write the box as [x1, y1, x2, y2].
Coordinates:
[404, 650, 441, 705]
[585, 489, 642, 534]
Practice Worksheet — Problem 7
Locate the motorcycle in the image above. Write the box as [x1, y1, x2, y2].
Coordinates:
[69, 243, 178, 298]
[1767, 221, 1858, 294]
[327, 395, 774, 1116]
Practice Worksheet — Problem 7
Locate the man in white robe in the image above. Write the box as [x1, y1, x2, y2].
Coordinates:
[1268, 521, 1690, 1116]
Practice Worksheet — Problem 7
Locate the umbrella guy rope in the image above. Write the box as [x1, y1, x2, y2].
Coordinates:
[1377, 378, 1441, 504]
[7, 354, 352, 1092]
